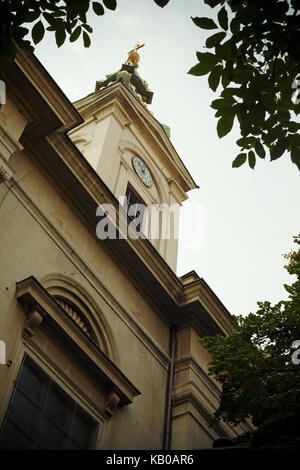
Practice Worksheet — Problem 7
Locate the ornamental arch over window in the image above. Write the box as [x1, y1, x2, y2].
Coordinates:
[40, 273, 117, 361]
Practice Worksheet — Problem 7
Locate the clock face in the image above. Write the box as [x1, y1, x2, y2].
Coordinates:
[132, 156, 153, 188]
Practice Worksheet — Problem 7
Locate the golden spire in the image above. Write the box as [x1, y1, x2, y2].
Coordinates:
[126, 42, 145, 67]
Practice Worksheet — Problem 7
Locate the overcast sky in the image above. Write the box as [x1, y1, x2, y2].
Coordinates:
[33, 0, 300, 317]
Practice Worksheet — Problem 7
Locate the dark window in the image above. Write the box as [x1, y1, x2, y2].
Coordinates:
[125, 185, 145, 231]
[0, 356, 97, 450]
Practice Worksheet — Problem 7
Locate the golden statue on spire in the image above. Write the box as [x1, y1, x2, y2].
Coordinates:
[126, 42, 145, 68]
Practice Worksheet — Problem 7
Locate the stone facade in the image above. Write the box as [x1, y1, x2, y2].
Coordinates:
[0, 47, 250, 450]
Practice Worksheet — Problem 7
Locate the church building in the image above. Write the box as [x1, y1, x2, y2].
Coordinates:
[0, 44, 250, 449]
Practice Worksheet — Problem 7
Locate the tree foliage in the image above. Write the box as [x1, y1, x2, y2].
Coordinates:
[200, 235, 300, 449]
[0, 0, 170, 89]
[188, 0, 300, 171]
[0, 0, 168, 60]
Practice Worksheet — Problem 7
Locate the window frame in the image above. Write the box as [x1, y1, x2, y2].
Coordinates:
[0, 354, 98, 450]
[124, 184, 146, 232]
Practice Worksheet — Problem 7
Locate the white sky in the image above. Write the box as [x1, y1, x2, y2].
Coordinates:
[33, 0, 300, 317]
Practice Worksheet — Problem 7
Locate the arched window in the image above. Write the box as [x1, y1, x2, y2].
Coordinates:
[41, 274, 115, 357]
[125, 184, 145, 232]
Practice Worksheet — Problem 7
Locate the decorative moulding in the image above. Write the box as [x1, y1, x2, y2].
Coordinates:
[105, 387, 121, 417]
[15, 47, 82, 132]
[168, 177, 188, 205]
[16, 276, 141, 408]
[81, 97, 132, 130]
[0, 120, 23, 160]
[23, 304, 46, 336]
[0, 120, 23, 183]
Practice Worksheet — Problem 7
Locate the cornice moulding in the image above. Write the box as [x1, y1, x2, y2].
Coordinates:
[15, 48, 82, 132]
[171, 384, 243, 439]
[168, 177, 189, 204]
[0, 120, 23, 160]
[175, 355, 220, 397]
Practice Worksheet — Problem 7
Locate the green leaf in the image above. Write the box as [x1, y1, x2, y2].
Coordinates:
[153, 0, 169, 6]
[248, 150, 256, 169]
[237, 136, 256, 148]
[43, 12, 62, 26]
[204, 0, 220, 7]
[103, 0, 117, 10]
[220, 39, 235, 61]
[208, 65, 223, 92]
[79, 12, 87, 23]
[217, 113, 235, 138]
[277, 108, 290, 122]
[82, 24, 93, 33]
[83, 30, 91, 47]
[206, 32, 226, 48]
[78, 0, 90, 14]
[70, 26, 81, 42]
[218, 7, 228, 30]
[221, 87, 242, 99]
[24, 10, 41, 23]
[255, 141, 266, 159]
[232, 67, 251, 84]
[289, 134, 300, 146]
[188, 62, 212, 76]
[196, 52, 218, 67]
[252, 103, 265, 126]
[240, 114, 254, 137]
[55, 28, 66, 47]
[92, 2, 105, 15]
[222, 60, 234, 87]
[288, 122, 300, 133]
[214, 109, 223, 117]
[13, 27, 29, 40]
[211, 98, 233, 110]
[232, 153, 247, 168]
[53, 11, 66, 17]
[32, 20, 45, 45]
[270, 138, 287, 161]
[263, 126, 281, 145]
[230, 18, 240, 34]
[192, 17, 218, 29]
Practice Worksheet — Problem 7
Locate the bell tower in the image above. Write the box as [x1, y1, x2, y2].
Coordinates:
[68, 45, 197, 272]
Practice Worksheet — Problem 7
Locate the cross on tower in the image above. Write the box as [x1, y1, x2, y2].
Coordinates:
[128, 43, 145, 54]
